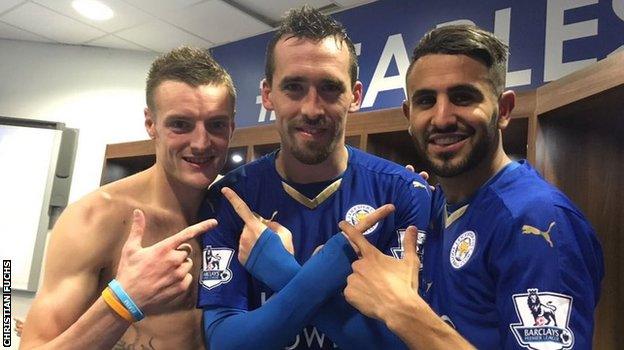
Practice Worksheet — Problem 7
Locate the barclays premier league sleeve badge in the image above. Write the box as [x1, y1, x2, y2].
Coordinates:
[200, 246, 234, 290]
[510, 289, 574, 350]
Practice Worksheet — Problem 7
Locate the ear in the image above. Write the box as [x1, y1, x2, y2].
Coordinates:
[144, 107, 156, 139]
[261, 79, 274, 111]
[348, 81, 363, 113]
[402, 99, 410, 122]
[497, 90, 515, 130]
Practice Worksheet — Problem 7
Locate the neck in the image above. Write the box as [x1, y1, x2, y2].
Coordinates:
[276, 144, 349, 184]
[146, 165, 206, 223]
[439, 141, 511, 204]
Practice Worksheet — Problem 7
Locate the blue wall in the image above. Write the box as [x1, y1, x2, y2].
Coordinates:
[211, 0, 624, 127]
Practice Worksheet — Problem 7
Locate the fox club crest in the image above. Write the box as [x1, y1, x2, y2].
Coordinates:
[345, 204, 379, 235]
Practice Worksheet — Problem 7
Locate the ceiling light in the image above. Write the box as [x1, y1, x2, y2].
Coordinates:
[231, 154, 243, 163]
[72, 0, 114, 21]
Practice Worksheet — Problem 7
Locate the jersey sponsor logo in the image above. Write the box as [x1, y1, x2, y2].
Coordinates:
[449, 230, 476, 269]
[200, 246, 234, 290]
[522, 222, 556, 247]
[510, 288, 574, 350]
[345, 204, 379, 235]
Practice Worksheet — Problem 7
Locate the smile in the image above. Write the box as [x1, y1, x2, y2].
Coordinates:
[182, 156, 214, 165]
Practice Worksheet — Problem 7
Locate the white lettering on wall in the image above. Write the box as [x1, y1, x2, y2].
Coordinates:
[495, 7, 532, 87]
[361, 34, 410, 108]
[544, 0, 598, 82]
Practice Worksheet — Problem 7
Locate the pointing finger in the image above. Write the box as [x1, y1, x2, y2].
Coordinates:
[353, 204, 395, 233]
[125, 209, 146, 249]
[162, 219, 218, 249]
[403, 226, 419, 265]
[221, 187, 257, 224]
[339, 220, 374, 257]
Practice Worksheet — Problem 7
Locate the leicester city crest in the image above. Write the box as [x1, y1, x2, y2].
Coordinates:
[345, 204, 378, 235]
[510, 288, 574, 350]
[449, 230, 476, 269]
[200, 246, 234, 290]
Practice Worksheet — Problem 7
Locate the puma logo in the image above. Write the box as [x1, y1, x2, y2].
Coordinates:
[522, 222, 555, 247]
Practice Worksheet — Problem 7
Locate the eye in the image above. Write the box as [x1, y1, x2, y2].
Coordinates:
[166, 119, 193, 133]
[414, 95, 436, 108]
[207, 119, 231, 133]
[450, 91, 475, 106]
[282, 83, 304, 93]
[320, 82, 343, 94]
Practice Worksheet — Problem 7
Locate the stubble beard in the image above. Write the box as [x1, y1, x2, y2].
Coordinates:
[413, 112, 500, 178]
[283, 117, 343, 165]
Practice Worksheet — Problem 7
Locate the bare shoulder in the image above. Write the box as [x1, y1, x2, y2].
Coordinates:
[45, 173, 151, 274]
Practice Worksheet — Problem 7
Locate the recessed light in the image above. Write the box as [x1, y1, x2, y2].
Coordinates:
[231, 154, 243, 163]
[72, 0, 114, 21]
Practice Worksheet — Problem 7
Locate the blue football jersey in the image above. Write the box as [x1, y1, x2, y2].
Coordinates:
[420, 161, 604, 350]
[198, 146, 431, 349]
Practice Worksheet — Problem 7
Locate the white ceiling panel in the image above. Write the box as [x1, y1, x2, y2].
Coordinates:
[0, 21, 54, 43]
[115, 19, 213, 53]
[121, 0, 204, 18]
[87, 34, 150, 51]
[32, 0, 154, 33]
[0, 0, 24, 15]
[332, 0, 376, 8]
[2, 2, 105, 44]
[234, 0, 334, 22]
[164, 1, 271, 45]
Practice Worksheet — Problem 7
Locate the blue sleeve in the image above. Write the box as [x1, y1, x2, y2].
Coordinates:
[203, 233, 358, 349]
[490, 202, 604, 349]
[246, 229, 407, 350]
[197, 185, 249, 310]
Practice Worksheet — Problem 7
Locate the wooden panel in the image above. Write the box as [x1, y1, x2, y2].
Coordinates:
[105, 139, 153, 159]
[537, 87, 623, 350]
[536, 51, 624, 115]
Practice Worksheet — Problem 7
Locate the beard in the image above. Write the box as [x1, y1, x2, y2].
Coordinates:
[413, 112, 500, 178]
[281, 116, 343, 165]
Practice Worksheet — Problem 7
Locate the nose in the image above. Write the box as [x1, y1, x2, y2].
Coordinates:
[300, 87, 324, 119]
[190, 123, 211, 152]
[430, 96, 456, 130]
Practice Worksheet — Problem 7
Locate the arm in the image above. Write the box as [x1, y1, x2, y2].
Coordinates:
[20, 201, 131, 350]
[245, 229, 406, 350]
[21, 199, 214, 350]
[490, 204, 604, 349]
[203, 232, 359, 350]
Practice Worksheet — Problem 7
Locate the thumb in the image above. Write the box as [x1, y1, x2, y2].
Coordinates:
[125, 209, 146, 249]
[402, 226, 419, 266]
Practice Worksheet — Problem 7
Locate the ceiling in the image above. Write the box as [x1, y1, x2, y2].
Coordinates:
[0, 0, 376, 53]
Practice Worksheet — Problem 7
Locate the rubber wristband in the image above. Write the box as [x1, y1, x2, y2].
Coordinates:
[108, 279, 145, 321]
[102, 287, 135, 322]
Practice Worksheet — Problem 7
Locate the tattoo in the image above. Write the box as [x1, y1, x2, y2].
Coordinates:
[114, 326, 156, 350]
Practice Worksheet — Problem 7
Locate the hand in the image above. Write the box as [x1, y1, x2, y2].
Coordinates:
[115, 209, 217, 314]
[342, 224, 421, 321]
[14, 317, 24, 337]
[221, 187, 293, 265]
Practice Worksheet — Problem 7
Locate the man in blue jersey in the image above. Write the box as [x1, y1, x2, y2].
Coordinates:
[197, 6, 431, 350]
[342, 25, 604, 349]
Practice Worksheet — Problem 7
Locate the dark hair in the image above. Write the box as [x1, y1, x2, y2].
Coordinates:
[146, 46, 236, 111]
[408, 25, 509, 95]
[264, 5, 358, 86]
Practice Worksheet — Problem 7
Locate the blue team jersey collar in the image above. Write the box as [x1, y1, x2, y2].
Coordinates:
[268, 146, 354, 209]
[444, 160, 524, 227]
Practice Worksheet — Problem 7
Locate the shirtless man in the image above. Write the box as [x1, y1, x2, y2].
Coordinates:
[19, 46, 236, 349]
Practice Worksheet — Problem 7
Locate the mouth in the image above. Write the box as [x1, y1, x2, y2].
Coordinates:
[295, 126, 327, 138]
[427, 133, 470, 154]
[182, 155, 215, 167]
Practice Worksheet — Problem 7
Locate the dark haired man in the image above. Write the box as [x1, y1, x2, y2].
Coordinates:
[197, 6, 430, 350]
[20, 46, 235, 349]
[342, 25, 604, 349]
